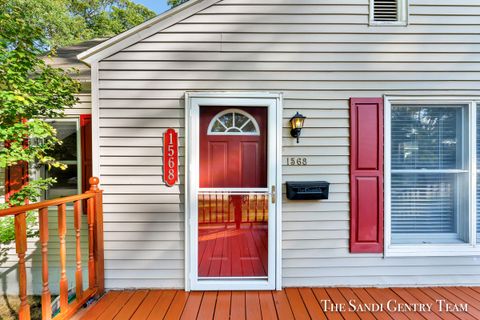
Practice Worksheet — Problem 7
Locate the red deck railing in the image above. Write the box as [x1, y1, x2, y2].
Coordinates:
[0, 177, 105, 320]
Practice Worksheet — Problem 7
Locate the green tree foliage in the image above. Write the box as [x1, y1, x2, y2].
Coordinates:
[67, 0, 157, 40]
[168, 0, 189, 7]
[0, 0, 155, 243]
[0, 1, 81, 242]
[7, 0, 157, 49]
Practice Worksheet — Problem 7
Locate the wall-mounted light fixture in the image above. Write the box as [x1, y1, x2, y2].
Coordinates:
[290, 112, 306, 143]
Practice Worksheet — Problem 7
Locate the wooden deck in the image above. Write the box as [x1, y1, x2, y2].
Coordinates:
[74, 287, 480, 319]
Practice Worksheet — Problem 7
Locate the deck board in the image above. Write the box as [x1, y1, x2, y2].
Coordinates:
[97, 291, 135, 320]
[213, 291, 230, 320]
[405, 288, 458, 320]
[285, 288, 310, 320]
[456, 287, 480, 304]
[431, 287, 480, 318]
[272, 290, 295, 320]
[113, 290, 149, 320]
[245, 291, 262, 320]
[353, 288, 393, 320]
[231, 291, 246, 320]
[312, 288, 343, 320]
[420, 288, 476, 320]
[298, 288, 326, 320]
[146, 290, 176, 320]
[326, 288, 360, 320]
[197, 291, 217, 319]
[76, 291, 121, 320]
[391, 288, 441, 320]
[259, 291, 278, 320]
[164, 291, 189, 320]
[76, 287, 480, 319]
[130, 290, 163, 320]
[337, 288, 376, 320]
[364, 288, 410, 320]
[180, 292, 203, 320]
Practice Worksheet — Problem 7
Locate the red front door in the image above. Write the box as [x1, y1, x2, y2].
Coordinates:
[198, 107, 269, 278]
[200, 107, 267, 188]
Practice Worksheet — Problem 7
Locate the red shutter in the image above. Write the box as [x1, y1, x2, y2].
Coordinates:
[349, 98, 384, 253]
[5, 138, 29, 204]
[5, 161, 29, 203]
[80, 114, 92, 193]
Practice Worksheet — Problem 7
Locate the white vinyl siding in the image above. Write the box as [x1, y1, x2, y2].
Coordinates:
[93, 0, 480, 288]
[65, 93, 92, 116]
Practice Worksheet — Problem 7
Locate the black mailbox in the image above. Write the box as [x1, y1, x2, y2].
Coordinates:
[286, 181, 329, 200]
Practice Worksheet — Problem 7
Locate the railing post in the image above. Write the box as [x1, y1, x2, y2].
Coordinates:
[86, 195, 96, 291]
[57, 203, 69, 312]
[73, 201, 83, 301]
[39, 207, 52, 320]
[88, 177, 104, 296]
[15, 212, 31, 320]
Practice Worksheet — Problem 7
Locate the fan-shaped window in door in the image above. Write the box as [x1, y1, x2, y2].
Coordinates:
[207, 109, 260, 135]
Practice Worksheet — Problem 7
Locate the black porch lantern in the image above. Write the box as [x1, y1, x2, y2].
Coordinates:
[290, 112, 306, 143]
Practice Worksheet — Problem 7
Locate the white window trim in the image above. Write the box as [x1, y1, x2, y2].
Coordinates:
[207, 108, 260, 136]
[384, 96, 480, 257]
[369, 0, 408, 27]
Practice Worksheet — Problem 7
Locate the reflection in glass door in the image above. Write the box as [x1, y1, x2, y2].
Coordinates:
[198, 106, 269, 280]
[198, 192, 269, 278]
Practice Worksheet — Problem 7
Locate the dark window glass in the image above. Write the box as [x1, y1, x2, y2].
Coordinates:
[50, 122, 77, 161]
[45, 121, 79, 199]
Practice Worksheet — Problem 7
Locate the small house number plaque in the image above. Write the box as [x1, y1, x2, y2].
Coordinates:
[163, 128, 178, 187]
[286, 157, 308, 166]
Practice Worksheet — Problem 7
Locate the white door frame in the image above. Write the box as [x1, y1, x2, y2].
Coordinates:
[185, 92, 283, 291]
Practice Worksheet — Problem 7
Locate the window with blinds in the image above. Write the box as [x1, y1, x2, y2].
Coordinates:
[390, 105, 470, 244]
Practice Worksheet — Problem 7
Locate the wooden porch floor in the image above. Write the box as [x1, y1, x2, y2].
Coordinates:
[74, 287, 480, 319]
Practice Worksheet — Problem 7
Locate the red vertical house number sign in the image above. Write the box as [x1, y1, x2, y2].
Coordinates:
[163, 128, 178, 187]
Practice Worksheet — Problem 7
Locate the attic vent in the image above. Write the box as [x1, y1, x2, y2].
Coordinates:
[373, 0, 398, 22]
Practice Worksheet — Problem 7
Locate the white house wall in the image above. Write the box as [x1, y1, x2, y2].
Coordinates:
[65, 92, 92, 116]
[93, 0, 480, 288]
